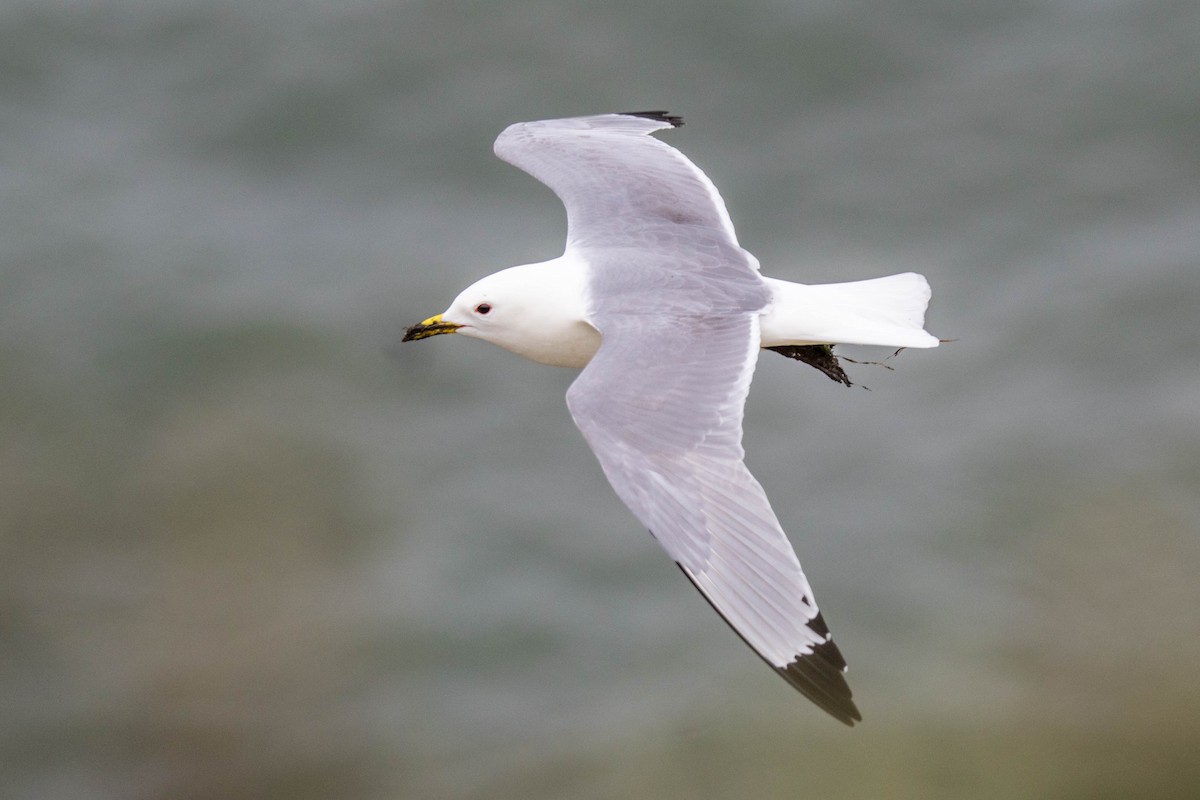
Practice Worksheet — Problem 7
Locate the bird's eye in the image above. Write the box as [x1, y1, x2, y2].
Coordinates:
[475, 303, 492, 315]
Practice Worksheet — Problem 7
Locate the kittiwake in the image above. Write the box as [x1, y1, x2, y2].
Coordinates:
[403, 111, 940, 726]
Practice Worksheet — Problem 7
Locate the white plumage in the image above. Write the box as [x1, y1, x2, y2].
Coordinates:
[403, 112, 941, 725]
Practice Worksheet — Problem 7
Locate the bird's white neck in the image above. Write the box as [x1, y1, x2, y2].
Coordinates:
[469, 256, 602, 368]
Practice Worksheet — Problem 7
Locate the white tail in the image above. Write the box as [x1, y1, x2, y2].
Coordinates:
[759, 272, 940, 349]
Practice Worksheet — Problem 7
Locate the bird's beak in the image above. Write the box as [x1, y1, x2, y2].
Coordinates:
[402, 313, 462, 342]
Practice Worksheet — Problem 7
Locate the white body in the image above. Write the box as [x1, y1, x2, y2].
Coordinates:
[444, 255, 938, 369]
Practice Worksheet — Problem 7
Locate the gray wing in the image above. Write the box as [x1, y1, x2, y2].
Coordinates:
[494, 112, 744, 251]
[566, 296, 862, 726]
[502, 112, 860, 723]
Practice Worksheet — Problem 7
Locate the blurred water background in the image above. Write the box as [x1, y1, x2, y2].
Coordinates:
[3, 0, 1199, 797]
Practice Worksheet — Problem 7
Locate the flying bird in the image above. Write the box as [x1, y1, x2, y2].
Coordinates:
[403, 112, 940, 725]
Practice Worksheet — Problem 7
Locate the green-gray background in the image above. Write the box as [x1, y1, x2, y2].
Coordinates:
[4, 1, 1199, 797]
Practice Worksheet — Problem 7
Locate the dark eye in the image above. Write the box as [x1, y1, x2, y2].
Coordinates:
[474, 303, 492, 315]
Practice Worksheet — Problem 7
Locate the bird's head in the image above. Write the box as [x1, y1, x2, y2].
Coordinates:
[401, 260, 600, 368]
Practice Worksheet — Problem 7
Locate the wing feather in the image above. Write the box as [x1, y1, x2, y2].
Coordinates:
[566, 310, 861, 725]
[494, 112, 741, 249]
[497, 113, 860, 725]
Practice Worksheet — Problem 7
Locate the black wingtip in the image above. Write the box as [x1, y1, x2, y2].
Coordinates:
[619, 110, 684, 127]
[673, 562, 861, 726]
[776, 638, 862, 727]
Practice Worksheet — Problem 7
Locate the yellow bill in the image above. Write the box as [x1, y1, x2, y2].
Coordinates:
[402, 313, 462, 342]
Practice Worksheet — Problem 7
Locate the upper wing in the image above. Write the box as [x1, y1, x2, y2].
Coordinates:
[566, 310, 862, 726]
[501, 112, 860, 723]
[494, 112, 743, 251]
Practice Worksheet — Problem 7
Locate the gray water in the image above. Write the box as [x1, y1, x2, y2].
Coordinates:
[4, 1, 1199, 797]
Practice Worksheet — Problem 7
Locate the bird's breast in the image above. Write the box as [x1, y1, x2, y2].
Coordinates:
[516, 319, 602, 368]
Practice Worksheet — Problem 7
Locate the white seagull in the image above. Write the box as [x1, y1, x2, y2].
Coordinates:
[403, 112, 940, 725]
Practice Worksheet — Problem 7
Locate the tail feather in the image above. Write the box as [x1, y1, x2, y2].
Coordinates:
[760, 273, 939, 349]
